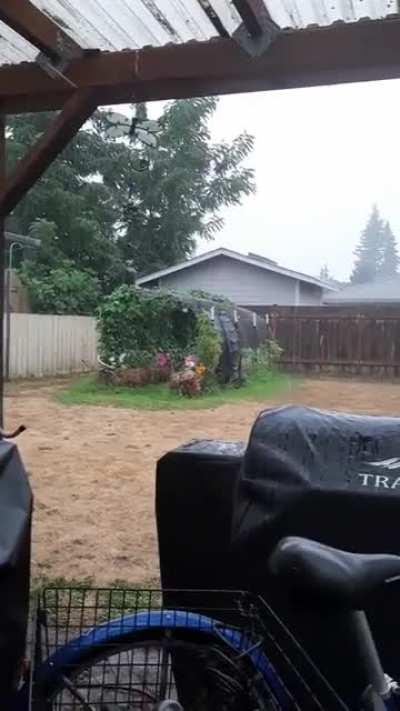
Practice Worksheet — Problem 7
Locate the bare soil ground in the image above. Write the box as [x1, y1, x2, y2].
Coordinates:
[6, 377, 400, 585]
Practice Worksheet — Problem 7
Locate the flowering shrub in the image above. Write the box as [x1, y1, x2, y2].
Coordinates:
[195, 363, 206, 377]
[184, 354, 197, 369]
[194, 312, 222, 373]
[98, 286, 197, 365]
[170, 370, 202, 397]
[97, 284, 282, 395]
[155, 352, 170, 369]
[116, 350, 154, 368]
[166, 312, 223, 397]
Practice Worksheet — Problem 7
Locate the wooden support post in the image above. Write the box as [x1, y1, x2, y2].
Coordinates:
[0, 115, 6, 425]
[232, 0, 279, 55]
[0, 89, 98, 217]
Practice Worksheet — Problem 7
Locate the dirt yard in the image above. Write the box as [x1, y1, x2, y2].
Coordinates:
[6, 377, 400, 585]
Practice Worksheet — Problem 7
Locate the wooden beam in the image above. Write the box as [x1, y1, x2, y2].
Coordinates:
[0, 90, 98, 217]
[0, 0, 81, 63]
[232, 0, 268, 36]
[0, 17, 400, 113]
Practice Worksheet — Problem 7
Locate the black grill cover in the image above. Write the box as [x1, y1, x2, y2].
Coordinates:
[157, 407, 400, 704]
[0, 441, 32, 703]
[234, 405, 400, 703]
[236, 404, 400, 553]
[157, 440, 244, 593]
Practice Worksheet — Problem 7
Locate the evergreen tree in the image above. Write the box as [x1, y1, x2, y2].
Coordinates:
[320, 264, 331, 281]
[378, 221, 399, 279]
[351, 206, 384, 284]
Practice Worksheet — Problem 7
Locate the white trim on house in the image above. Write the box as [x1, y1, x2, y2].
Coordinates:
[136, 247, 336, 291]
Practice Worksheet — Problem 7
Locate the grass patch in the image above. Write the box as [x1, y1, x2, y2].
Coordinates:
[31, 574, 95, 599]
[31, 577, 162, 628]
[57, 371, 292, 411]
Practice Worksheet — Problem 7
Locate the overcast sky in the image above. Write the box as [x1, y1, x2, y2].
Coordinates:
[201, 78, 400, 282]
[115, 77, 400, 282]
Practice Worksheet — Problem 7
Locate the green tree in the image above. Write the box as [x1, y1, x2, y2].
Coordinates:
[109, 98, 255, 275]
[7, 112, 127, 292]
[319, 264, 334, 282]
[20, 263, 101, 315]
[379, 221, 399, 279]
[7, 99, 255, 307]
[351, 206, 384, 284]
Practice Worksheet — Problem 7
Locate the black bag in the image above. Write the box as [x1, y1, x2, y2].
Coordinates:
[0, 440, 32, 702]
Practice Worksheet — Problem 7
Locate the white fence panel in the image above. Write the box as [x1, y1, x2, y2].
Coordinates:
[8, 314, 98, 378]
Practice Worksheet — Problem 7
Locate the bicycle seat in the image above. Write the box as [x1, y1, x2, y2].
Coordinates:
[269, 537, 400, 610]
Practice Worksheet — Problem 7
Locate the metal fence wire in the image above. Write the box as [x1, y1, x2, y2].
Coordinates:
[32, 587, 349, 710]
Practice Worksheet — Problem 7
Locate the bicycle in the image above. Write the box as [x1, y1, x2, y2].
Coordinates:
[8, 533, 400, 709]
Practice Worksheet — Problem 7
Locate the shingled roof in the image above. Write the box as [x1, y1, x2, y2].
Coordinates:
[325, 277, 400, 304]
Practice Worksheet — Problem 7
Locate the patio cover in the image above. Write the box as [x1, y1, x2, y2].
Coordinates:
[0, 0, 399, 115]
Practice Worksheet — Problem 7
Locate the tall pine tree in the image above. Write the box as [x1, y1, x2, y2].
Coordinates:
[320, 264, 332, 281]
[379, 221, 399, 279]
[351, 206, 384, 284]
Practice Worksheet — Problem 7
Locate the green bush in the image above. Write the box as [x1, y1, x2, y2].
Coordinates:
[98, 287, 226, 386]
[194, 311, 222, 372]
[97, 286, 197, 365]
[189, 289, 232, 308]
[116, 350, 154, 368]
[242, 339, 283, 377]
[20, 263, 101, 315]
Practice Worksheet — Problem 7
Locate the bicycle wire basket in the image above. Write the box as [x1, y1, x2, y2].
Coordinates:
[31, 587, 350, 710]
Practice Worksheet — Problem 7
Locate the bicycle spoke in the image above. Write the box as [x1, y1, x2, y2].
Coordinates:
[158, 634, 172, 701]
[74, 656, 159, 710]
[60, 674, 97, 711]
[35, 589, 293, 710]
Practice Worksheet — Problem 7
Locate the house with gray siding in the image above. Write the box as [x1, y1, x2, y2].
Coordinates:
[324, 277, 400, 305]
[137, 247, 335, 309]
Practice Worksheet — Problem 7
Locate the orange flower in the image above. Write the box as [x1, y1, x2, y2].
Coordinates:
[195, 363, 206, 377]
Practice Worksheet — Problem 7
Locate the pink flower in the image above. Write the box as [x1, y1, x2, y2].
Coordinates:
[155, 352, 169, 368]
[184, 355, 197, 369]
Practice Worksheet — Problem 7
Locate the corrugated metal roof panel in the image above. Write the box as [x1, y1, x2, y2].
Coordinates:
[267, 0, 398, 29]
[0, 0, 398, 68]
[34, 0, 224, 48]
[0, 22, 37, 65]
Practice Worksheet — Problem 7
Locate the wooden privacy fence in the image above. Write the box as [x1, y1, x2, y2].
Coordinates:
[7, 314, 98, 378]
[268, 306, 400, 376]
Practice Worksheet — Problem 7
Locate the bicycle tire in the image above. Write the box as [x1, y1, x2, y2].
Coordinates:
[33, 624, 285, 710]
